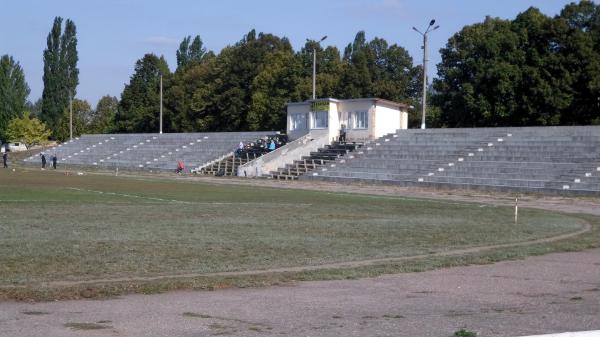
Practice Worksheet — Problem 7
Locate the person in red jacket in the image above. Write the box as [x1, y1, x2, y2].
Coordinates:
[175, 160, 185, 174]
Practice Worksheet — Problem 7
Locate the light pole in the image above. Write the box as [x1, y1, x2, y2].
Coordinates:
[69, 93, 73, 140]
[159, 74, 163, 134]
[308, 35, 327, 100]
[413, 19, 439, 129]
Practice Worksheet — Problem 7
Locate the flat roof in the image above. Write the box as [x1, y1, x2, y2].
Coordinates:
[286, 97, 409, 109]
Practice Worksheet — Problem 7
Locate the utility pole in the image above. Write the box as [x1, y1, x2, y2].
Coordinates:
[69, 93, 73, 140]
[308, 35, 327, 100]
[159, 74, 163, 134]
[413, 20, 439, 129]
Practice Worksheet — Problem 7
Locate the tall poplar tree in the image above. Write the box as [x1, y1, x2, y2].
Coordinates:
[0, 55, 30, 142]
[176, 35, 207, 69]
[41, 17, 79, 137]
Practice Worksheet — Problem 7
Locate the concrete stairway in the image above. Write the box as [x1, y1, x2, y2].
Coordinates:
[303, 126, 600, 195]
[270, 142, 363, 180]
[24, 132, 272, 172]
[196, 152, 260, 176]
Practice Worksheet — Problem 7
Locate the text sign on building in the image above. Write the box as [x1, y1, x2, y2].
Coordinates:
[311, 101, 329, 112]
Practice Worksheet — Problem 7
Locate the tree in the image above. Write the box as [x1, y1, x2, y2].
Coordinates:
[0, 55, 30, 142]
[41, 17, 79, 137]
[553, 0, 600, 124]
[54, 99, 92, 141]
[176, 35, 207, 69]
[116, 54, 171, 133]
[88, 95, 119, 134]
[433, 1, 600, 127]
[339, 32, 416, 102]
[6, 111, 51, 148]
[140, 29, 420, 133]
[433, 17, 523, 127]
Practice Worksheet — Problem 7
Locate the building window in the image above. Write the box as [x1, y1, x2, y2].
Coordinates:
[290, 113, 307, 130]
[353, 111, 368, 129]
[312, 111, 328, 129]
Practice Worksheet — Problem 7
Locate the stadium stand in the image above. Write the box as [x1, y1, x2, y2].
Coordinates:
[196, 134, 288, 176]
[302, 126, 600, 195]
[269, 141, 362, 180]
[24, 132, 272, 172]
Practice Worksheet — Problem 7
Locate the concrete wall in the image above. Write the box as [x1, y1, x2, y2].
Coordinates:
[326, 101, 340, 142]
[374, 102, 402, 138]
[237, 131, 329, 177]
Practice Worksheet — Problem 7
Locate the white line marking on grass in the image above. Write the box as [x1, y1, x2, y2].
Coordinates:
[67, 187, 191, 204]
[65, 188, 311, 207]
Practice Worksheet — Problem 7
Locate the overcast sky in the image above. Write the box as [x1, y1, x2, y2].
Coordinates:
[1, 0, 579, 106]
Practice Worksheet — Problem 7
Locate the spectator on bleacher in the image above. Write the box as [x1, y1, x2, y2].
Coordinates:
[176, 160, 185, 174]
[52, 154, 57, 169]
[268, 139, 276, 151]
[2, 152, 7, 168]
[339, 124, 347, 143]
[236, 141, 244, 157]
[40, 153, 46, 170]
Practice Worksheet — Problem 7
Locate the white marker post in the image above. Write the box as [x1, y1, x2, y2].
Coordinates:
[514, 196, 519, 224]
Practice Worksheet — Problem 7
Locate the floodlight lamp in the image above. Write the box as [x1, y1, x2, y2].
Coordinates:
[429, 19, 436, 26]
[433, 25, 440, 31]
[320, 35, 328, 41]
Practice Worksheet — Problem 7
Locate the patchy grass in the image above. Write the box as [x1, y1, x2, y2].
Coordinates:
[21, 311, 49, 315]
[183, 312, 211, 318]
[453, 329, 477, 337]
[64, 322, 111, 330]
[0, 169, 597, 301]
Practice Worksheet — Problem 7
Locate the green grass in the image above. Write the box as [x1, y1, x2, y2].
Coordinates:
[0, 169, 597, 301]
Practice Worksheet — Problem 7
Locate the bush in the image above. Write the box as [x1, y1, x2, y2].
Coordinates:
[453, 329, 477, 337]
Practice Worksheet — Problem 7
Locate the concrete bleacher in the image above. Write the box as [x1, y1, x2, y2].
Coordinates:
[24, 132, 271, 172]
[303, 126, 600, 195]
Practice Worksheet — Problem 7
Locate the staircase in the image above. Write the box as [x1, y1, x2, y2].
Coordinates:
[270, 142, 363, 180]
[196, 152, 261, 176]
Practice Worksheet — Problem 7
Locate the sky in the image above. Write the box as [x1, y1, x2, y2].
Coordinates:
[0, 0, 581, 107]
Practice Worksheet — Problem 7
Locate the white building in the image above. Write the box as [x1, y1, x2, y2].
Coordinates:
[286, 98, 409, 141]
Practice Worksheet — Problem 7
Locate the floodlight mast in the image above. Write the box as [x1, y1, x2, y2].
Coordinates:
[413, 19, 439, 129]
[159, 74, 163, 134]
[309, 35, 328, 100]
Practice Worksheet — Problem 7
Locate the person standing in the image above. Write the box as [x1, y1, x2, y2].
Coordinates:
[41, 153, 46, 169]
[2, 152, 7, 168]
[339, 124, 347, 143]
[52, 154, 57, 169]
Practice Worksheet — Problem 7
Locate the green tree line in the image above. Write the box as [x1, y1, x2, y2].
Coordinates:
[433, 0, 600, 127]
[1, 1, 599, 145]
[115, 29, 419, 133]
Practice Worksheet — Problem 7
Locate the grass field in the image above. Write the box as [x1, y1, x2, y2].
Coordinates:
[0, 168, 597, 301]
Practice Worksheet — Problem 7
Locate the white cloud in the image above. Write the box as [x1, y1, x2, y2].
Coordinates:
[143, 36, 179, 46]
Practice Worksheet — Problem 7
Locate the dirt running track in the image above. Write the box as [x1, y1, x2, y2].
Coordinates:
[1, 179, 600, 337]
[0, 248, 598, 337]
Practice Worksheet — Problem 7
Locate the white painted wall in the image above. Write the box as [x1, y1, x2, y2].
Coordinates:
[374, 103, 402, 138]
